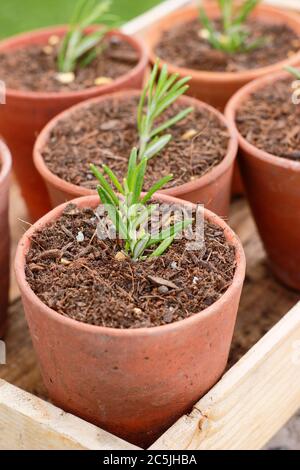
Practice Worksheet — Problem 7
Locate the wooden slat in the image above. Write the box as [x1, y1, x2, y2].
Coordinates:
[0, 379, 140, 450]
[150, 302, 300, 450]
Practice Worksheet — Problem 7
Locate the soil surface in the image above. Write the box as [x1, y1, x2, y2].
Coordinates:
[42, 96, 229, 190]
[0, 35, 138, 92]
[155, 19, 300, 73]
[236, 77, 300, 161]
[25, 204, 236, 329]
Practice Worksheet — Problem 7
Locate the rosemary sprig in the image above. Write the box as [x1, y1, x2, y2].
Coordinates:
[90, 63, 194, 260]
[199, 0, 264, 54]
[137, 60, 193, 160]
[90, 149, 192, 261]
[58, 0, 117, 73]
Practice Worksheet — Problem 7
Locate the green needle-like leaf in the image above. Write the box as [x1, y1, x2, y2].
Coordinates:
[131, 158, 147, 204]
[102, 164, 124, 195]
[149, 236, 175, 258]
[127, 147, 138, 191]
[91, 164, 120, 207]
[97, 187, 127, 239]
[151, 107, 194, 139]
[144, 135, 172, 160]
[147, 219, 193, 247]
[141, 175, 173, 205]
[133, 234, 151, 260]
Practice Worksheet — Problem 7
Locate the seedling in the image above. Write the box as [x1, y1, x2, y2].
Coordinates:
[57, 0, 117, 74]
[90, 63, 194, 260]
[199, 0, 263, 54]
[136, 60, 193, 161]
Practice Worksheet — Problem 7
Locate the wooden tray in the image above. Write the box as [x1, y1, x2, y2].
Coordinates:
[1, 0, 300, 451]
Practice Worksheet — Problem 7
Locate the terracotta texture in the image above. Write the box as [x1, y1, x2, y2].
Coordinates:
[226, 71, 300, 291]
[146, 4, 300, 111]
[0, 26, 148, 221]
[0, 139, 11, 338]
[34, 90, 238, 218]
[15, 193, 246, 448]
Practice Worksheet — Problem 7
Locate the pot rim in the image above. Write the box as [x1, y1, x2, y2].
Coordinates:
[33, 89, 238, 197]
[0, 25, 148, 100]
[148, 4, 300, 82]
[15, 194, 246, 336]
[0, 138, 12, 185]
[225, 70, 300, 171]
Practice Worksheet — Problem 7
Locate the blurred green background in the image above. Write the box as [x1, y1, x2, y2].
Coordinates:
[0, 0, 163, 39]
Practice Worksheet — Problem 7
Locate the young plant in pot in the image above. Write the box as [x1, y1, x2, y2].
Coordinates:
[0, 0, 148, 221]
[146, 0, 300, 110]
[16, 86, 246, 447]
[34, 62, 238, 217]
[225, 66, 300, 291]
[145, 0, 300, 194]
[0, 139, 12, 338]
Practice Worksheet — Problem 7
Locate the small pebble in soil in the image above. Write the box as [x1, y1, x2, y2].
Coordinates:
[76, 231, 85, 242]
[55, 72, 75, 84]
[115, 251, 127, 262]
[48, 35, 60, 46]
[158, 286, 169, 295]
[163, 308, 175, 324]
[133, 307, 142, 315]
[199, 29, 210, 40]
[43, 45, 53, 55]
[94, 76, 113, 86]
[181, 129, 198, 140]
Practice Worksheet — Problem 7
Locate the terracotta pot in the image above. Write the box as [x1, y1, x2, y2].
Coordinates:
[0, 26, 148, 221]
[146, 4, 300, 111]
[0, 139, 12, 338]
[226, 71, 300, 291]
[34, 90, 237, 218]
[15, 193, 246, 447]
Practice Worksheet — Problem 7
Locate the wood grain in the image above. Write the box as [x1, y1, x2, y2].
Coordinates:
[0, 379, 139, 450]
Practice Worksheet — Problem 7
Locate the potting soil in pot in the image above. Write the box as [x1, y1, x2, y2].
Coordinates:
[155, 19, 300, 73]
[0, 36, 138, 92]
[25, 204, 236, 329]
[41, 96, 230, 190]
[236, 77, 300, 160]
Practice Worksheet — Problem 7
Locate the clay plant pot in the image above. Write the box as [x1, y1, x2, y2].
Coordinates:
[0, 26, 148, 221]
[0, 139, 12, 338]
[146, 4, 300, 111]
[15, 193, 246, 448]
[226, 71, 300, 291]
[34, 90, 238, 218]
